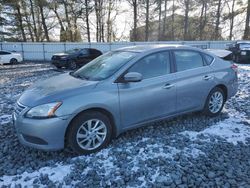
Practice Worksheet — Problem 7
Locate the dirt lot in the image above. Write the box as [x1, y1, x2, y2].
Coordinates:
[0, 62, 250, 187]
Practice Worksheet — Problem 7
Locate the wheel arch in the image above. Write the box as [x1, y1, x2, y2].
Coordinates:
[64, 107, 117, 144]
[215, 84, 228, 101]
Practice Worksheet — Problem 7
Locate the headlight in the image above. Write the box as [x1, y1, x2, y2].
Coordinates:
[26, 102, 62, 118]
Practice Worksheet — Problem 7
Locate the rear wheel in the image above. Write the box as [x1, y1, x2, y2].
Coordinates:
[66, 111, 112, 155]
[10, 58, 18, 64]
[203, 87, 225, 117]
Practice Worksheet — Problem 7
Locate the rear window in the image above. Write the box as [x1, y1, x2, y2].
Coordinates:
[204, 54, 214, 65]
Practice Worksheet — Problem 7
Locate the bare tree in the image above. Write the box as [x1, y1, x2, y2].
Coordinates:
[29, 0, 39, 41]
[243, 0, 250, 39]
[84, 0, 91, 42]
[214, 0, 223, 40]
[162, 0, 168, 40]
[37, 0, 50, 41]
[198, 0, 208, 40]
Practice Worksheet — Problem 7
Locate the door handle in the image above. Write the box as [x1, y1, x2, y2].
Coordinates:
[163, 83, 174, 89]
[203, 75, 213, 80]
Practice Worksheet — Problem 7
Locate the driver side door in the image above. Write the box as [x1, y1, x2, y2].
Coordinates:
[117, 51, 177, 129]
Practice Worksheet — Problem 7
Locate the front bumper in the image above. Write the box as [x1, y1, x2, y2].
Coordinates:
[51, 60, 68, 67]
[13, 112, 72, 151]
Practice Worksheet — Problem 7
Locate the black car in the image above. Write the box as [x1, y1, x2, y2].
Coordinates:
[227, 41, 250, 63]
[51, 48, 102, 69]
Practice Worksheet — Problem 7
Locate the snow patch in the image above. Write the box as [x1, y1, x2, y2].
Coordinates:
[0, 115, 12, 125]
[181, 117, 250, 145]
[0, 163, 72, 187]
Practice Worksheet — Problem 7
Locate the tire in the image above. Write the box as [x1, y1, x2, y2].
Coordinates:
[66, 111, 112, 155]
[68, 61, 77, 70]
[10, 58, 18, 64]
[203, 87, 225, 117]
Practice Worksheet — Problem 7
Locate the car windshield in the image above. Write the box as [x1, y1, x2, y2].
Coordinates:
[239, 43, 250, 48]
[72, 51, 137, 81]
[66, 49, 81, 54]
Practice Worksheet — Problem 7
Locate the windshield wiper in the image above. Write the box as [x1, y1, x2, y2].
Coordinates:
[69, 72, 89, 80]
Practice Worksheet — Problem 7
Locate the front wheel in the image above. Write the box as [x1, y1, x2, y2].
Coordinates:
[203, 87, 225, 117]
[68, 61, 77, 70]
[66, 111, 112, 155]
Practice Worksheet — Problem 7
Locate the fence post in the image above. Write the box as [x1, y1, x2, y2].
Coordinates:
[21, 42, 24, 60]
[43, 43, 45, 61]
[64, 42, 66, 52]
[208, 41, 211, 49]
[0, 42, 2, 50]
[109, 42, 112, 51]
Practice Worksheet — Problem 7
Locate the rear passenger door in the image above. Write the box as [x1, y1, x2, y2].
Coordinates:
[172, 50, 216, 112]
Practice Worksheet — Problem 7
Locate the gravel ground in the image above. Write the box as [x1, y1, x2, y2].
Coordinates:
[0, 62, 250, 187]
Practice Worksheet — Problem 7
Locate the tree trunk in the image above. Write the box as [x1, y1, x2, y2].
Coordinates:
[16, 5, 27, 42]
[243, 0, 250, 39]
[183, 0, 190, 40]
[85, 0, 91, 42]
[214, 0, 222, 40]
[29, 0, 39, 41]
[22, 1, 34, 41]
[229, 0, 236, 40]
[162, 0, 167, 40]
[53, 7, 65, 32]
[171, 0, 175, 40]
[63, 1, 73, 41]
[95, 0, 100, 42]
[158, 0, 162, 41]
[39, 5, 50, 42]
[145, 0, 149, 41]
[199, 1, 205, 40]
[107, 0, 112, 42]
[133, 0, 137, 41]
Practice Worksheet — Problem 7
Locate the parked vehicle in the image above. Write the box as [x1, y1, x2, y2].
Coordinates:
[0, 50, 23, 65]
[51, 48, 102, 69]
[227, 41, 250, 63]
[206, 49, 233, 61]
[14, 45, 238, 154]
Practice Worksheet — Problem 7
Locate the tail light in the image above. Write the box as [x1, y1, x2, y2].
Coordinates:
[231, 64, 238, 72]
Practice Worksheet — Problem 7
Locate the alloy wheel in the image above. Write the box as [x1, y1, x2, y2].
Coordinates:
[76, 119, 107, 150]
[208, 91, 223, 113]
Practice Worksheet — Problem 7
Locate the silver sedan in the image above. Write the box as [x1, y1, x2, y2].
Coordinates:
[13, 45, 238, 154]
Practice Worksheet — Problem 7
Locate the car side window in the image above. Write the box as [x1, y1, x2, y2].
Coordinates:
[79, 49, 88, 55]
[0, 51, 10, 55]
[203, 54, 214, 65]
[174, 51, 204, 72]
[128, 51, 171, 79]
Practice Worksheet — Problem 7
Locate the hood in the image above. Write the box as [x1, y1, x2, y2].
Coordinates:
[53, 53, 69, 56]
[19, 73, 98, 107]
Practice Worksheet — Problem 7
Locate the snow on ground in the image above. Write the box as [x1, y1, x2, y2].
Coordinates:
[0, 62, 250, 187]
[1, 163, 72, 187]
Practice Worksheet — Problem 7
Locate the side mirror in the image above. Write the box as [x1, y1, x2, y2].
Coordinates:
[123, 72, 142, 82]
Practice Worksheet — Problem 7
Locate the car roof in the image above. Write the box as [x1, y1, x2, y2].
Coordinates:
[114, 44, 202, 53]
[236, 41, 250, 44]
[0, 50, 11, 53]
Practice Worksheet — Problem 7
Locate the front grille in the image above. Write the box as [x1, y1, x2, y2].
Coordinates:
[14, 102, 26, 115]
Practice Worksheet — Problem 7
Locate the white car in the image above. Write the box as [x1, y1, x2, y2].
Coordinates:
[0, 50, 23, 65]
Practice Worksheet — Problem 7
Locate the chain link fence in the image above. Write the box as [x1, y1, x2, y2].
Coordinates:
[0, 41, 235, 61]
